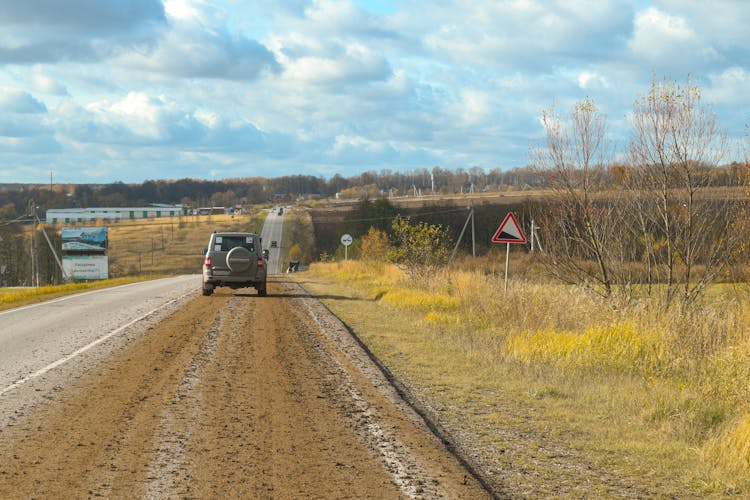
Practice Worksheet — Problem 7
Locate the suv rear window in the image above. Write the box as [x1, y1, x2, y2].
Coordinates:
[213, 235, 255, 252]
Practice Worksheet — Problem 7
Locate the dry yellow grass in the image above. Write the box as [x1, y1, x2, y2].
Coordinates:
[703, 412, 750, 488]
[504, 322, 669, 375]
[295, 259, 750, 495]
[0, 276, 157, 311]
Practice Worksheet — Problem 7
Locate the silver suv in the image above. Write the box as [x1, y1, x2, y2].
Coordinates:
[202, 232, 267, 296]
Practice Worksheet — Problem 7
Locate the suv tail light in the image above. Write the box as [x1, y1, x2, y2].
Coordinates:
[204, 255, 212, 268]
[257, 257, 265, 269]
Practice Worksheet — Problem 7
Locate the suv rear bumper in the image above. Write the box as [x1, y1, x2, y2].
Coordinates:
[204, 274, 264, 287]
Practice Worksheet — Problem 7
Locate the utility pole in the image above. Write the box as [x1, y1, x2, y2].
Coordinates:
[30, 221, 37, 287]
[449, 206, 476, 263]
[471, 205, 476, 257]
[28, 200, 38, 287]
[530, 219, 543, 252]
[530, 218, 535, 252]
[29, 200, 68, 283]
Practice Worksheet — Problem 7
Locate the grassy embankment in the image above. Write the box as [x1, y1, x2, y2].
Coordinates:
[293, 255, 750, 496]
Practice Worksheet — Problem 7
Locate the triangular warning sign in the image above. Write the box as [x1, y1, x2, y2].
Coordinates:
[491, 212, 526, 244]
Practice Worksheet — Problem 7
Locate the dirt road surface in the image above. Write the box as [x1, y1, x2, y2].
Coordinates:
[0, 276, 490, 498]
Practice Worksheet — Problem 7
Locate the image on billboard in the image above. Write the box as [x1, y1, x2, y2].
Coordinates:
[61, 227, 108, 253]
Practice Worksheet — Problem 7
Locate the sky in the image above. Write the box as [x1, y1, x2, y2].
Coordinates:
[0, 0, 749, 184]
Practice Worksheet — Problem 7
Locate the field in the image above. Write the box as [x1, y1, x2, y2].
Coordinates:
[103, 212, 264, 277]
[293, 256, 750, 496]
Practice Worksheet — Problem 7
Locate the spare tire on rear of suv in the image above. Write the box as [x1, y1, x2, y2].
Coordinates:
[226, 246, 252, 273]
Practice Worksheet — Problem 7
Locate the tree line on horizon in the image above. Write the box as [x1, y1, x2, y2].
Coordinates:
[0, 160, 747, 222]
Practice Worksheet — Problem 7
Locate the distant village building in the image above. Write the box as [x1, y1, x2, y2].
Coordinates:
[195, 207, 228, 216]
[46, 205, 188, 224]
[272, 194, 293, 204]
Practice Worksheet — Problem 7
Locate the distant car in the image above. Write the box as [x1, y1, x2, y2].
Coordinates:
[278, 208, 283, 215]
[202, 232, 267, 296]
[271, 240, 278, 248]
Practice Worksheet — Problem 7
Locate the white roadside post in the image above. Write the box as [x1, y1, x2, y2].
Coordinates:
[491, 212, 527, 295]
[340, 233, 353, 261]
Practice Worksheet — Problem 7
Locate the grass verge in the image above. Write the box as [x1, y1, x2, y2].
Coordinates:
[0, 276, 164, 312]
[292, 260, 750, 497]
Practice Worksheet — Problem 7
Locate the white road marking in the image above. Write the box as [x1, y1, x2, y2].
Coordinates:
[0, 289, 194, 397]
[0, 281, 144, 317]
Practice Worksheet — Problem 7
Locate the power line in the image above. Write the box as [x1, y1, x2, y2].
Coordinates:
[312, 206, 470, 224]
[1, 214, 35, 226]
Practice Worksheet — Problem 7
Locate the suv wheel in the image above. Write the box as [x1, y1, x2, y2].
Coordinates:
[257, 282, 267, 296]
[202, 284, 214, 296]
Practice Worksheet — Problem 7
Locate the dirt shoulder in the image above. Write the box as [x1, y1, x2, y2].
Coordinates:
[0, 276, 489, 498]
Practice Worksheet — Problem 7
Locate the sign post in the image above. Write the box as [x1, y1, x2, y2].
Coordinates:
[491, 212, 526, 294]
[340, 233, 353, 260]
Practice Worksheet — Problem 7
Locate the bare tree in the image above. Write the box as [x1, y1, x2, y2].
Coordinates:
[628, 76, 740, 306]
[532, 98, 623, 297]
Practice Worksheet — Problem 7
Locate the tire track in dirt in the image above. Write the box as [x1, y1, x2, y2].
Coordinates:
[288, 279, 494, 498]
[288, 293, 439, 497]
[143, 300, 225, 497]
[187, 291, 404, 498]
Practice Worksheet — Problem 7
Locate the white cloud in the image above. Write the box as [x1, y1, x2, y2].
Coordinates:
[0, 135, 60, 154]
[164, 0, 205, 21]
[32, 73, 69, 96]
[116, 3, 279, 80]
[423, 0, 633, 69]
[706, 67, 750, 104]
[305, 0, 364, 28]
[0, 89, 47, 113]
[627, 5, 750, 73]
[654, 0, 750, 50]
[445, 89, 492, 127]
[0, 0, 166, 64]
[279, 41, 390, 85]
[86, 92, 167, 140]
[629, 7, 694, 62]
[578, 71, 610, 90]
[194, 110, 221, 129]
[333, 134, 388, 154]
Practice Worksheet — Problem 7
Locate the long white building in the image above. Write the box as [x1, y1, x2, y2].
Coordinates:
[46, 205, 187, 224]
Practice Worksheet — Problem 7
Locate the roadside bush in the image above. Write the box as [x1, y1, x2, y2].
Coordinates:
[359, 227, 389, 262]
[387, 216, 451, 283]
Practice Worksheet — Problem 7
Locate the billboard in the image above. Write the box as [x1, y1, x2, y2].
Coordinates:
[61, 227, 108, 253]
[62, 255, 109, 280]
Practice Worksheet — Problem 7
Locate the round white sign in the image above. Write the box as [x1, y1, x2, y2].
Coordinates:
[340, 234, 353, 246]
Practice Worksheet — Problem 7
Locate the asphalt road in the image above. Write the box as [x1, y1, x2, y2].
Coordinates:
[0, 275, 199, 396]
[260, 206, 284, 274]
